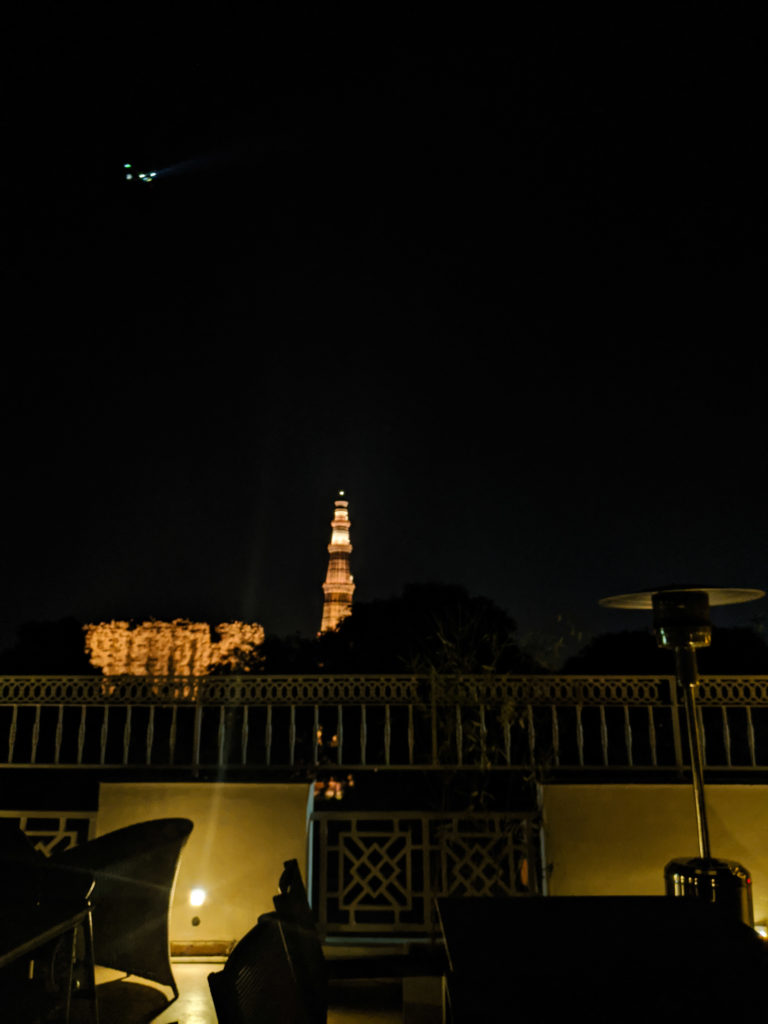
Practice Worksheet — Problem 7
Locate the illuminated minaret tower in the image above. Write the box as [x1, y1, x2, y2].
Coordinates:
[320, 492, 355, 633]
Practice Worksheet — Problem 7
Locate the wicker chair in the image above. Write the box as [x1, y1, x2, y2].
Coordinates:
[208, 912, 308, 1024]
[52, 817, 193, 999]
[209, 859, 445, 1024]
[273, 860, 328, 1024]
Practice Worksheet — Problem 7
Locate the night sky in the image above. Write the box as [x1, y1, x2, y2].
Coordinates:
[5, 16, 767, 656]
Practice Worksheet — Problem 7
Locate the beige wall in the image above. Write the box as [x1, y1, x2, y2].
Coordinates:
[92, 780, 767, 946]
[97, 781, 313, 945]
[541, 784, 768, 926]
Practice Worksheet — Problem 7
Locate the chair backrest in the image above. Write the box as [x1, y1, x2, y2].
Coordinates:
[53, 817, 193, 995]
[273, 860, 328, 1024]
[209, 860, 328, 1024]
[208, 912, 306, 1024]
[274, 859, 319, 937]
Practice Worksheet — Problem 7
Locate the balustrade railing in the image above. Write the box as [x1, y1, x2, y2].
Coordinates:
[0, 675, 766, 774]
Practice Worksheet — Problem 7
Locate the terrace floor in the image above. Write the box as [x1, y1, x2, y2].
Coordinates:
[74, 961, 440, 1024]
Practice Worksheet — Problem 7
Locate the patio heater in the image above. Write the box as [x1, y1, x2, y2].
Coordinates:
[599, 585, 765, 926]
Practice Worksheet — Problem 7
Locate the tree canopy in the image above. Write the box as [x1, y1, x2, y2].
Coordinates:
[562, 626, 768, 674]
[312, 583, 541, 674]
[0, 618, 94, 675]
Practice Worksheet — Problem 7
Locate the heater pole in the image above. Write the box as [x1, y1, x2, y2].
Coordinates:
[675, 645, 710, 859]
[598, 585, 764, 927]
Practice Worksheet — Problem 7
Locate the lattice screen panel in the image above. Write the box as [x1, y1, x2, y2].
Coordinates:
[313, 811, 539, 936]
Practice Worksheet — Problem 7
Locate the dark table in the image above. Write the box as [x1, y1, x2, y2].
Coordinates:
[436, 895, 768, 1023]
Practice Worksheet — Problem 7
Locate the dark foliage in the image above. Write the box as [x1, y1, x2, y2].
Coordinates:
[259, 633, 323, 674]
[314, 583, 542, 674]
[697, 627, 768, 673]
[0, 618, 95, 675]
[563, 627, 768, 674]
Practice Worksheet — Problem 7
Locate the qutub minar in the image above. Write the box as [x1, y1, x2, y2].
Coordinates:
[320, 491, 355, 633]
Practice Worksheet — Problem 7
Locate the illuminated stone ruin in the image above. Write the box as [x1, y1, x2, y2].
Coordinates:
[83, 619, 265, 677]
[320, 493, 355, 633]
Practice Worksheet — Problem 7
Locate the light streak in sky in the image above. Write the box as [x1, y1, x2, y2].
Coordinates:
[120, 135, 301, 187]
[123, 148, 239, 185]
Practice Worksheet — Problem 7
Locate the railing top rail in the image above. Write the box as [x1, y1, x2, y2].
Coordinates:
[0, 674, 766, 705]
[310, 809, 538, 821]
[0, 675, 425, 705]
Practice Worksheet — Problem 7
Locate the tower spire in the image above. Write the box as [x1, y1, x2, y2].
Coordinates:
[320, 491, 355, 633]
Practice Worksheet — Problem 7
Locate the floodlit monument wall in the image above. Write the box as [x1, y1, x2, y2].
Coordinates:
[541, 783, 768, 926]
[84, 619, 265, 676]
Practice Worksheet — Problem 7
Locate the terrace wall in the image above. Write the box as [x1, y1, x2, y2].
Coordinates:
[542, 783, 768, 927]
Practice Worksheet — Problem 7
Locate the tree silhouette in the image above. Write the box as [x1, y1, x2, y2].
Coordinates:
[562, 627, 768, 674]
[316, 583, 541, 673]
[0, 619, 95, 674]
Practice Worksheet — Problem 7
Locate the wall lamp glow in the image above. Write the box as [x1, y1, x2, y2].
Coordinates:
[189, 888, 206, 907]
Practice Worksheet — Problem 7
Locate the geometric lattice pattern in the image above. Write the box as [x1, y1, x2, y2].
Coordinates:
[438, 822, 528, 897]
[341, 832, 412, 911]
[312, 811, 540, 936]
[0, 811, 95, 857]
